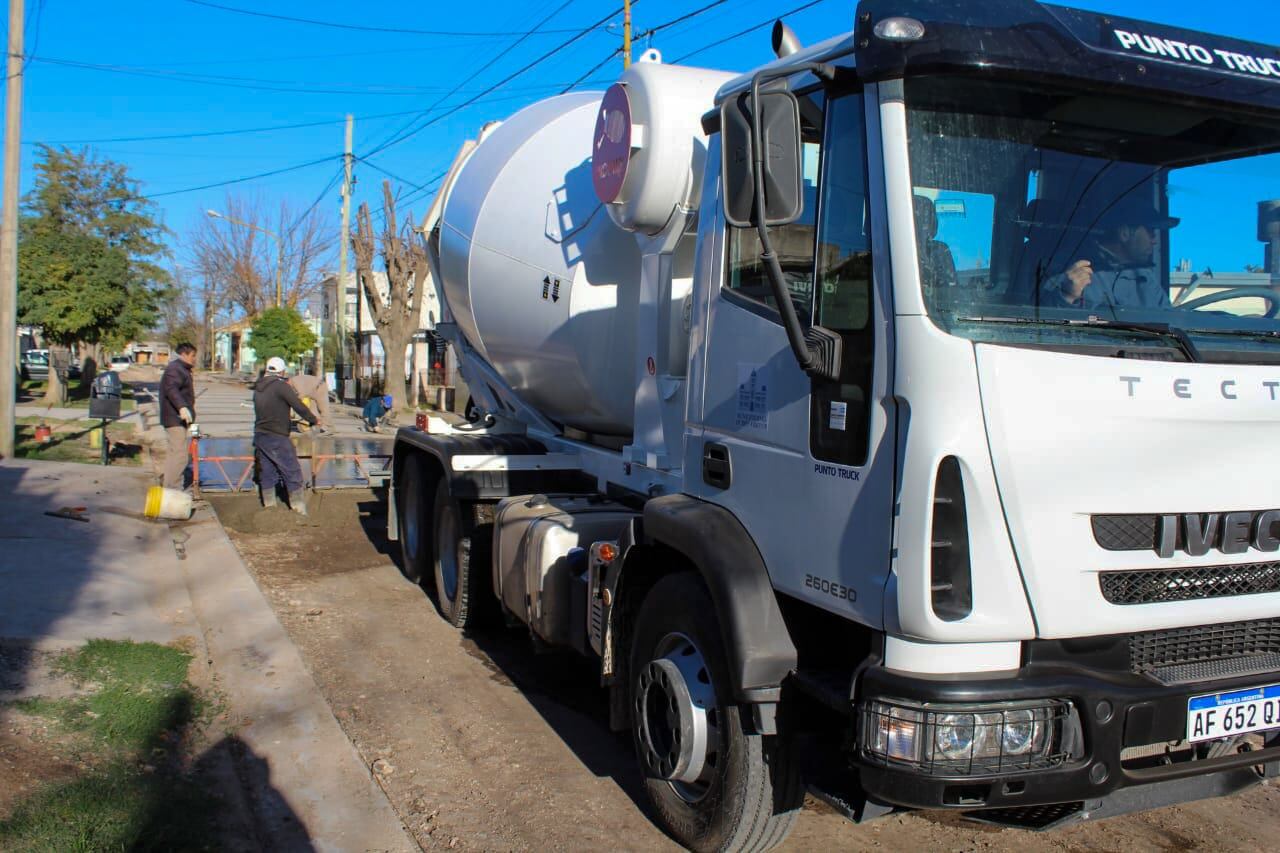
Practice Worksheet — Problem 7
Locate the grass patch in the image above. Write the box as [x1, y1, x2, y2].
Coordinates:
[13, 419, 141, 466]
[0, 640, 219, 851]
[0, 761, 216, 852]
[19, 378, 137, 412]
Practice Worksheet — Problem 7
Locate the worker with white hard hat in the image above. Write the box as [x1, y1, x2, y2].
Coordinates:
[252, 356, 317, 514]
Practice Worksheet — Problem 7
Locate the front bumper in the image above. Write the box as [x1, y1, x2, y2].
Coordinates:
[854, 647, 1280, 819]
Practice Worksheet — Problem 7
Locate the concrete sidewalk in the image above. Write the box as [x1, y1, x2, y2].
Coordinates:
[0, 459, 415, 852]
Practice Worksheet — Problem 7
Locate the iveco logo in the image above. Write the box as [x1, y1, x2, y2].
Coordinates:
[1156, 510, 1280, 558]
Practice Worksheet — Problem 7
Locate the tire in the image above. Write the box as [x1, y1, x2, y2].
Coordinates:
[629, 574, 801, 852]
[431, 478, 488, 628]
[396, 455, 431, 584]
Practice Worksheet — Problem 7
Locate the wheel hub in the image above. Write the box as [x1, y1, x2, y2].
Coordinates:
[635, 634, 718, 791]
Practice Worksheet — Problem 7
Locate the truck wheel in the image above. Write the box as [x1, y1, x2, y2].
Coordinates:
[431, 479, 485, 628]
[396, 455, 431, 584]
[629, 574, 801, 852]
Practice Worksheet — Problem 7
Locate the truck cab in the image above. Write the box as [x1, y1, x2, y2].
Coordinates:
[392, 1, 1280, 847]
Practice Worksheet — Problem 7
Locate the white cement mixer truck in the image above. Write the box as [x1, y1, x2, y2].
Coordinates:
[388, 1, 1280, 847]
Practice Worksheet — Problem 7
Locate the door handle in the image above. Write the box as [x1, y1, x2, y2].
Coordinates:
[702, 442, 731, 490]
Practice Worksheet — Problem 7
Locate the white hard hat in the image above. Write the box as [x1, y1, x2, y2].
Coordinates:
[266, 356, 287, 374]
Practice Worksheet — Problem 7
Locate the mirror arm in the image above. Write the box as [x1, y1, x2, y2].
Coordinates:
[749, 65, 838, 381]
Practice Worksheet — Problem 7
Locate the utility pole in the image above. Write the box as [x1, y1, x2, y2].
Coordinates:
[0, 0, 25, 459]
[623, 0, 632, 69]
[337, 114, 353, 402]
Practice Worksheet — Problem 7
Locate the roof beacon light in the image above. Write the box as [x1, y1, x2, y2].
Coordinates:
[873, 16, 925, 42]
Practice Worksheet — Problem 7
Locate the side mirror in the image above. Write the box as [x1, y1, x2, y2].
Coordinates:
[720, 88, 803, 228]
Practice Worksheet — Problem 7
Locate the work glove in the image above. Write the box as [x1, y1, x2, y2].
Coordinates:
[179, 407, 193, 424]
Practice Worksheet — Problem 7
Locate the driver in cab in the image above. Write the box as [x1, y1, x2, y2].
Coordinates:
[1041, 200, 1178, 310]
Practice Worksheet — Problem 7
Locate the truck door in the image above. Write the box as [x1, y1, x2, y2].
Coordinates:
[687, 89, 896, 626]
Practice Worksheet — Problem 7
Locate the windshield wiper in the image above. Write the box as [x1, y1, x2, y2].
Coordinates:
[957, 315, 1203, 363]
[1174, 327, 1280, 343]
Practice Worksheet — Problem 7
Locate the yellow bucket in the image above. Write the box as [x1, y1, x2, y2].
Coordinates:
[144, 486, 193, 520]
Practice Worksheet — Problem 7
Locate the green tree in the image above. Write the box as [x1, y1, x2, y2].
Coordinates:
[249, 306, 317, 364]
[17, 145, 171, 403]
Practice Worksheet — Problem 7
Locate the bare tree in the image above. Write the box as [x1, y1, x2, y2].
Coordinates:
[163, 269, 216, 366]
[352, 181, 427, 410]
[187, 192, 335, 317]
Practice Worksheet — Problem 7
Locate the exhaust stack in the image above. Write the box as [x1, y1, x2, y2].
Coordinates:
[772, 20, 802, 58]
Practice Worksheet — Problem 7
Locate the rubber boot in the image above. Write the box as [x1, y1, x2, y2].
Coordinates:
[289, 491, 308, 516]
[262, 490, 277, 509]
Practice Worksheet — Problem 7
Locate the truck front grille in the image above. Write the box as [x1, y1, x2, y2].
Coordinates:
[1100, 561, 1280, 604]
[1130, 618, 1280, 684]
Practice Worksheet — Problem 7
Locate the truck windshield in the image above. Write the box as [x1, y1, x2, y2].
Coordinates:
[904, 75, 1280, 362]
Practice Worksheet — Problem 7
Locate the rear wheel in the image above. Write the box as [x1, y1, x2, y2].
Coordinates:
[431, 479, 487, 627]
[396, 455, 431, 584]
[629, 574, 801, 852]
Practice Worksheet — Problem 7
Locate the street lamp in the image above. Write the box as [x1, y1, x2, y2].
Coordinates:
[206, 209, 284, 308]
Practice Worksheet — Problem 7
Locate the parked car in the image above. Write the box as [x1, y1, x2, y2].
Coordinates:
[20, 349, 48, 381]
[108, 355, 132, 371]
[20, 349, 82, 382]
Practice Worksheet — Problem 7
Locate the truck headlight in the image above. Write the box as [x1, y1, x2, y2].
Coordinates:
[861, 699, 1080, 776]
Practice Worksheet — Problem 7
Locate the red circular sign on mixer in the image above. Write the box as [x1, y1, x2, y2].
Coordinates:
[592, 83, 631, 204]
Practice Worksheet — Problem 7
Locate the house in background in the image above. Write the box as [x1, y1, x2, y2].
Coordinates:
[213, 317, 256, 375]
[126, 340, 171, 365]
[318, 269, 447, 402]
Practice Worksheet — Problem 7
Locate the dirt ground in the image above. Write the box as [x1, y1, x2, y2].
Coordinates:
[210, 489, 1280, 852]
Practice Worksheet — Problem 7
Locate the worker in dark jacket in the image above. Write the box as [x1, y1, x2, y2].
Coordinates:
[254, 357, 317, 514]
[159, 343, 197, 490]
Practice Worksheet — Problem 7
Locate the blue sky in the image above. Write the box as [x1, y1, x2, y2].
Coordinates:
[5, 0, 1280, 279]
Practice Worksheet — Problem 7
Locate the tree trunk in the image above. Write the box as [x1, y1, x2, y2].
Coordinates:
[381, 334, 409, 410]
[42, 345, 65, 406]
[410, 341, 421, 408]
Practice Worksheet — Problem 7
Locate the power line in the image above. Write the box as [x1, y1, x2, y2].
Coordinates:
[560, 48, 620, 94]
[559, 0, 730, 94]
[362, 0, 582, 159]
[22, 0, 45, 72]
[365, 3, 632, 160]
[31, 56, 477, 96]
[288, 165, 346, 235]
[673, 0, 831, 63]
[134, 155, 339, 202]
[31, 53, 596, 95]
[356, 157, 428, 192]
[645, 0, 730, 37]
[26, 110, 417, 144]
[21, 86, 589, 146]
[183, 0, 596, 37]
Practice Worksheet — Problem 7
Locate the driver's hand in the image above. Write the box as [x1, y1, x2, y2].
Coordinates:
[1064, 260, 1093, 302]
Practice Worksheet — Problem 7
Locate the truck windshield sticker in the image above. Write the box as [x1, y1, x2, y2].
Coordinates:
[735, 364, 768, 430]
[829, 401, 847, 431]
[1112, 29, 1280, 78]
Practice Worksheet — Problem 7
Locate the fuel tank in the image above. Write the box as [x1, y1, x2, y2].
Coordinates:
[436, 58, 732, 435]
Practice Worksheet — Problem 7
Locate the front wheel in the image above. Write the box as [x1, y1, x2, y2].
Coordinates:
[629, 574, 801, 852]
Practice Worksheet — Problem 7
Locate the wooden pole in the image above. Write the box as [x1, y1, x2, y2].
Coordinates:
[337, 114, 353, 402]
[623, 0, 631, 69]
[0, 0, 23, 458]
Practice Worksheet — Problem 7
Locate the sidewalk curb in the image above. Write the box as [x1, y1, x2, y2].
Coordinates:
[177, 504, 417, 853]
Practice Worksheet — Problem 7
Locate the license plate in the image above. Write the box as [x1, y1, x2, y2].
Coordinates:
[1187, 682, 1280, 743]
